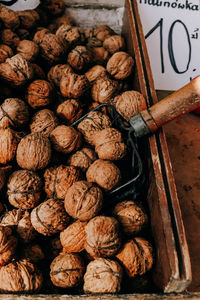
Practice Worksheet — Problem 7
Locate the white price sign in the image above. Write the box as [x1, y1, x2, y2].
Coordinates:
[138, 0, 200, 90]
[0, 0, 40, 11]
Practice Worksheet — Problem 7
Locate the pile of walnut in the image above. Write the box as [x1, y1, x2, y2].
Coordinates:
[0, 0, 153, 294]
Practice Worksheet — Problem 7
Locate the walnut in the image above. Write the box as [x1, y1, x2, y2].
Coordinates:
[85, 65, 106, 84]
[7, 170, 42, 210]
[103, 35, 125, 54]
[0, 128, 19, 164]
[47, 64, 73, 87]
[67, 46, 91, 71]
[56, 25, 82, 46]
[49, 236, 62, 258]
[87, 37, 102, 48]
[64, 181, 103, 221]
[68, 147, 97, 172]
[16, 132, 51, 171]
[86, 159, 121, 191]
[50, 14, 74, 32]
[16, 28, 30, 40]
[91, 74, 119, 103]
[60, 220, 87, 253]
[56, 99, 83, 124]
[1, 29, 20, 49]
[27, 80, 54, 109]
[93, 25, 115, 42]
[60, 73, 90, 99]
[33, 28, 50, 44]
[17, 40, 39, 62]
[0, 209, 37, 243]
[77, 111, 112, 145]
[0, 259, 43, 292]
[114, 90, 147, 121]
[0, 5, 20, 30]
[93, 128, 127, 160]
[44, 165, 81, 200]
[31, 198, 70, 236]
[17, 10, 40, 29]
[50, 125, 82, 154]
[0, 98, 29, 129]
[91, 47, 110, 65]
[83, 258, 123, 293]
[50, 253, 84, 288]
[42, 0, 65, 16]
[0, 44, 13, 63]
[30, 109, 59, 136]
[24, 244, 45, 263]
[106, 51, 134, 80]
[0, 165, 11, 191]
[0, 226, 17, 266]
[31, 63, 46, 80]
[0, 54, 34, 87]
[113, 200, 148, 235]
[116, 238, 154, 277]
[85, 216, 121, 258]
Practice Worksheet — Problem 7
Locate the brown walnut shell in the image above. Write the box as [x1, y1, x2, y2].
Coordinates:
[0, 226, 17, 266]
[93, 25, 115, 42]
[16, 132, 51, 171]
[44, 165, 81, 200]
[56, 25, 82, 46]
[103, 35, 125, 54]
[17, 10, 40, 29]
[0, 165, 11, 191]
[30, 109, 59, 136]
[0, 98, 29, 129]
[27, 80, 54, 109]
[0, 44, 13, 63]
[0, 209, 37, 243]
[83, 258, 123, 294]
[50, 14, 74, 31]
[77, 111, 112, 145]
[0, 5, 20, 30]
[93, 128, 127, 160]
[106, 51, 135, 80]
[23, 244, 45, 263]
[0, 259, 43, 292]
[1, 29, 20, 49]
[87, 37, 102, 48]
[42, 0, 65, 16]
[85, 216, 121, 258]
[60, 73, 90, 99]
[67, 45, 91, 71]
[17, 40, 39, 62]
[33, 28, 50, 44]
[64, 181, 103, 221]
[50, 125, 82, 154]
[60, 220, 87, 253]
[116, 238, 154, 277]
[113, 200, 148, 235]
[68, 147, 97, 172]
[85, 65, 106, 84]
[86, 159, 121, 191]
[91, 47, 110, 65]
[16, 28, 30, 40]
[31, 63, 46, 80]
[56, 99, 83, 124]
[114, 90, 147, 121]
[91, 74, 119, 103]
[31, 198, 70, 236]
[47, 64, 73, 87]
[0, 54, 34, 87]
[50, 253, 85, 288]
[49, 236, 62, 259]
[0, 128, 19, 164]
[7, 170, 42, 210]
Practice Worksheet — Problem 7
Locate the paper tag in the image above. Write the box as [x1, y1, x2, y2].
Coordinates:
[0, 0, 40, 11]
[138, 0, 200, 91]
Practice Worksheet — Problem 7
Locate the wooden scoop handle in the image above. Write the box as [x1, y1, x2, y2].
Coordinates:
[130, 76, 200, 137]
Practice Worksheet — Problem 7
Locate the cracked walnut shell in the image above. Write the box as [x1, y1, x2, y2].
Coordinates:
[30, 109, 59, 137]
[7, 170, 42, 210]
[0, 226, 17, 266]
[93, 128, 127, 160]
[60, 73, 90, 99]
[77, 111, 112, 145]
[113, 200, 148, 236]
[86, 159, 121, 191]
[60, 220, 87, 253]
[44, 165, 81, 200]
[56, 99, 83, 124]
[85, 216, 121, 258]
[64, 181, 103, 221]
[0, 259, 43, 292]
[83, 258, 123, 294]
[16, 132, 51, 171]
[31, 198, 70, 236]
[107, 51, 134, 80]
[50, 253, 85, 288]
[50, 125, 82, 154]
[0, 128, 19, 164]
[68, 147, 97, 172]
[116, 238, 154, 277]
